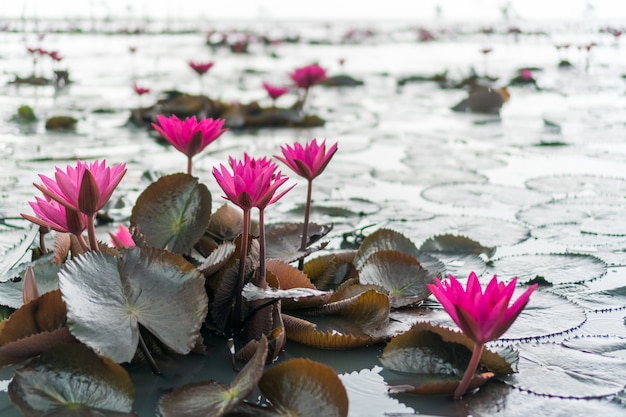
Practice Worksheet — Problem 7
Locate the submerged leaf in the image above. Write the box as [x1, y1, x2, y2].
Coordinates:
[59, 247, 208, 363]
[259, 358, 349, 417]
[130, 173, 212, 254]
[158, 336, 268, 417]
[8, 344, 135, 416]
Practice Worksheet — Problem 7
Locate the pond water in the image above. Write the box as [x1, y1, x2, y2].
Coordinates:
[0, 17, 625, 417]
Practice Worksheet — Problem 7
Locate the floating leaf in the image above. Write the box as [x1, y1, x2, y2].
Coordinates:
[303, 251, 357, 290]
[259, 358, 349, 417]
[353, 228, 420, 271]
[59, 247, 208, 363]
[486, 253, 607, 285]
[0, 225, 38, 282]
[501, 342, 626, 398]
[157, 335, 268, 417]
[8, 344, 135, 416]
[130, 173, 212, 254]
[359, 250, 434, 308]
[0, 255, 62, 309]
[380, 322, 516, 376]
[282, 314, 382, 349]
[421, 183, 551, 208]
[265, 223, 333, 263]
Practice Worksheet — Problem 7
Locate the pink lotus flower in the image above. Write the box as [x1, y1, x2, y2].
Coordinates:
[132, 82, 150, 95]
[276, 138, 337, 269]
[152, 114, 227, 174]
[34, 160, 127, 217]
[212, 153, 293, 211]
[188, 60, 214, 75]
[262, 81, 289, 101]
[109, 224, 135, 248]
[289, 64, 327, 89]
[276, 138, 338, 181]
[22, 197, 87, 235]
[428, 272, 537, 345]
[427, 272, 537, 398]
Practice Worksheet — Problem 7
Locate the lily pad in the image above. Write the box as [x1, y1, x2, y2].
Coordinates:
[157, 335, 268, 417]
[8, 344, 135, 416]
[0, 256, 62, 308]
[130, 173, 212, 254]
[421, 183, 551, 208]
[501, 342, 626, 398]
[525, 174, 626, 198]
[358, 250, 434, 308]
[265, 223, 333, 263]
[59, 247, 208, 363]
[485, 253, 607, 286]
[258, 358, 349, 417]
[388, 215, 530, 247]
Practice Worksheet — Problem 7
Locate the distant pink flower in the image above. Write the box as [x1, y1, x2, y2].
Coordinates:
[22, 197, 87, 235]
[48, 50, 63, 62]
[132, 82, 150, 95]
[188, 60, 214, 75]
[427, 272, 537, 398]
[289, 64, 327, 89]
[212, 153, 293, 211]
[520, 68, 532, 80]
[263, 81, 289, 101]
[275, 138, 338, 181]
[110, 224, 135, 248]
[152, 115, 227, 174]
[34, 160, 127, 217]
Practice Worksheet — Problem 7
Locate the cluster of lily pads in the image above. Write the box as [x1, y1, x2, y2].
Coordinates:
[0, 112, 539, 416]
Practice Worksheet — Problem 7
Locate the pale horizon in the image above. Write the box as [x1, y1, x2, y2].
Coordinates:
[3, 0, 626, 23]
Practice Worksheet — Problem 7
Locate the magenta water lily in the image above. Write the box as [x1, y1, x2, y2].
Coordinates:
[152, 114, 227, 175]
[276, 138, 337, 268]
[427, 272, 537, 399]
[212, 153, 294, 333]
[23, 160, 126, 252]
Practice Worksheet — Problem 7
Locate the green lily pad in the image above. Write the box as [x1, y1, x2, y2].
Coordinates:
[8, 344, 135, 416]
[501, 342, 626, 398]
[485, 253, 607, 285]
[259, 358, 349, 417]
[0, 255, 62, 308]
[358, 250, 434, 308]
[157, 335, 268, 417]
[130, 173, 212, 254]
[59, 247, 208, 363]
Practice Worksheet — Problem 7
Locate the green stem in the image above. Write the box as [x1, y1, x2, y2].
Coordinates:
[298, 179, 313, 270]
[454, 343, 484, 399]
[138, 330, 161, 375]
[86, 214, 98, 251]
[233, 209, 250, 334]
[258, 209, 266, 283]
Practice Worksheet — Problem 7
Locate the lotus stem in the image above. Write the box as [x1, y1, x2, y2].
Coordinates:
[258, 209, 266, 283]
[138, 330, 161, 375]
[233, 208, 251, 334]
[297, 179, 313, 270]
[454, 343, 484, 399]
[86, 214, 99, 252]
